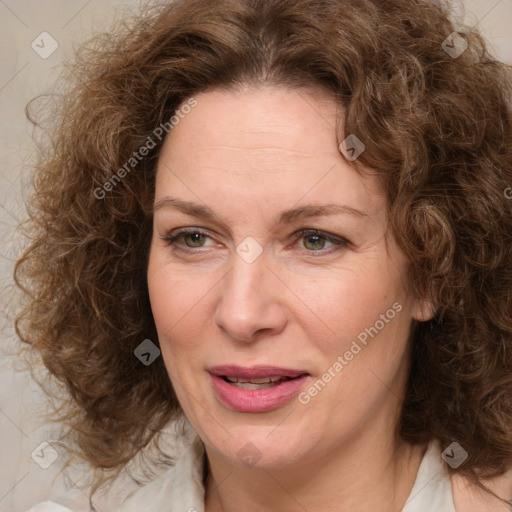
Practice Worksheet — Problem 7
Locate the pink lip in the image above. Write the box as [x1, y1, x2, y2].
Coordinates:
[208, 365, 310, 413]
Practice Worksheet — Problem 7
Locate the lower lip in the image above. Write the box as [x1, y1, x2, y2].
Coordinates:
[210, 374, 309, 413]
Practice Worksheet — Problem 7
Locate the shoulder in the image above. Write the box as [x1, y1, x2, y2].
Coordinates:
[451, 468, 512, 512]
[25, 434, 205, 512]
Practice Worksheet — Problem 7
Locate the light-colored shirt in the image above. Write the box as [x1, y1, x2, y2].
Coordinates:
[27, 436, 456, 512]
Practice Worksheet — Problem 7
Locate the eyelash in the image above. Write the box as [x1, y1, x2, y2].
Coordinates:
[161, 228, 349, 256]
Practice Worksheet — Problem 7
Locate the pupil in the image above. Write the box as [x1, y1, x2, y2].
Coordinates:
[305, 235, 324, 250]
[186, 233, 204, 247]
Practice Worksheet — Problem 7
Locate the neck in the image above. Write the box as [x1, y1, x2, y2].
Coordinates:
[204, 431, 427, 512]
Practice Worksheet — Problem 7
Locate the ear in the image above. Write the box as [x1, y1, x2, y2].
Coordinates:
[412, 298, 437, 322]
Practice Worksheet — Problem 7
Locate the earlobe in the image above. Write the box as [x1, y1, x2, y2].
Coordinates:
[412, 298, 437, 322]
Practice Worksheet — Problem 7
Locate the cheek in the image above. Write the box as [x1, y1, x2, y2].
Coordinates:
[303, 267, 411, 406]
[289, 256, 407, 346]
[147, 255, 214, 354]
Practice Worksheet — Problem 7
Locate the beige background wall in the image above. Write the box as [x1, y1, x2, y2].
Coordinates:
[1, 1, 511, 511]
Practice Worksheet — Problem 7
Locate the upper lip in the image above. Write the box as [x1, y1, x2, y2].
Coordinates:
[208, 365, 308, 379]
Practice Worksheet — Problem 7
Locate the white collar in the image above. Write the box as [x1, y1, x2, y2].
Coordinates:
[119, 433, 206, 512]
[402, 440, 455, 511]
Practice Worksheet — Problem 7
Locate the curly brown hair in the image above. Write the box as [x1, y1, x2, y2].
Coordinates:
[15, 0, 512, 501]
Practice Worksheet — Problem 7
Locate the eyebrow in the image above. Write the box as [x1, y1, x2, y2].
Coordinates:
[153, 197, 369, 226]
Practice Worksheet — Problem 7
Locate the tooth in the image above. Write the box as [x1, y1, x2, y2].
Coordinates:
[231, 382, 280, 390]
[223, 376, 293, 386]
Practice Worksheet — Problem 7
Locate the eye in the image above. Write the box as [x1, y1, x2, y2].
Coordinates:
[161, 227, 349, 256]
[161, 228, 216, 251]
[290, 229, 349, 254]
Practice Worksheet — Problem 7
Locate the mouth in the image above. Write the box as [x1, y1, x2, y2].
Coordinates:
[208, 365, 310, 412]
[220, 375, 297, 390]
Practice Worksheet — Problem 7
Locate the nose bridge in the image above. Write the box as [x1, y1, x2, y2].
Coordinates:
[227, 234, 268, 302]
[224, 251, 267, 314]
[215, 248, 284, 341]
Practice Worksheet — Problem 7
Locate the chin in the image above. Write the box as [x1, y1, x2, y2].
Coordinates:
[208, 423, 315, 469]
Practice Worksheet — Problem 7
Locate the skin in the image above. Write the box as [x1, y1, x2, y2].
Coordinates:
[147, 85, 435, 512]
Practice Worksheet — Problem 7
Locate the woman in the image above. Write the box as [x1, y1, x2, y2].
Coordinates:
[17, 0, 512, 510]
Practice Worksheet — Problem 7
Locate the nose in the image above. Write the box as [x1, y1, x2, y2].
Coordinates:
[214, 253, 287, 343]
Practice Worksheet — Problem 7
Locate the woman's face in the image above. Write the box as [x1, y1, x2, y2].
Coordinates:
[147, 85, 431, 470]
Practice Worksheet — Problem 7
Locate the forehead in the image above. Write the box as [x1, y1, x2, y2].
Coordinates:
[155, 86, 384, 218]
[162, 86, 339, 156]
